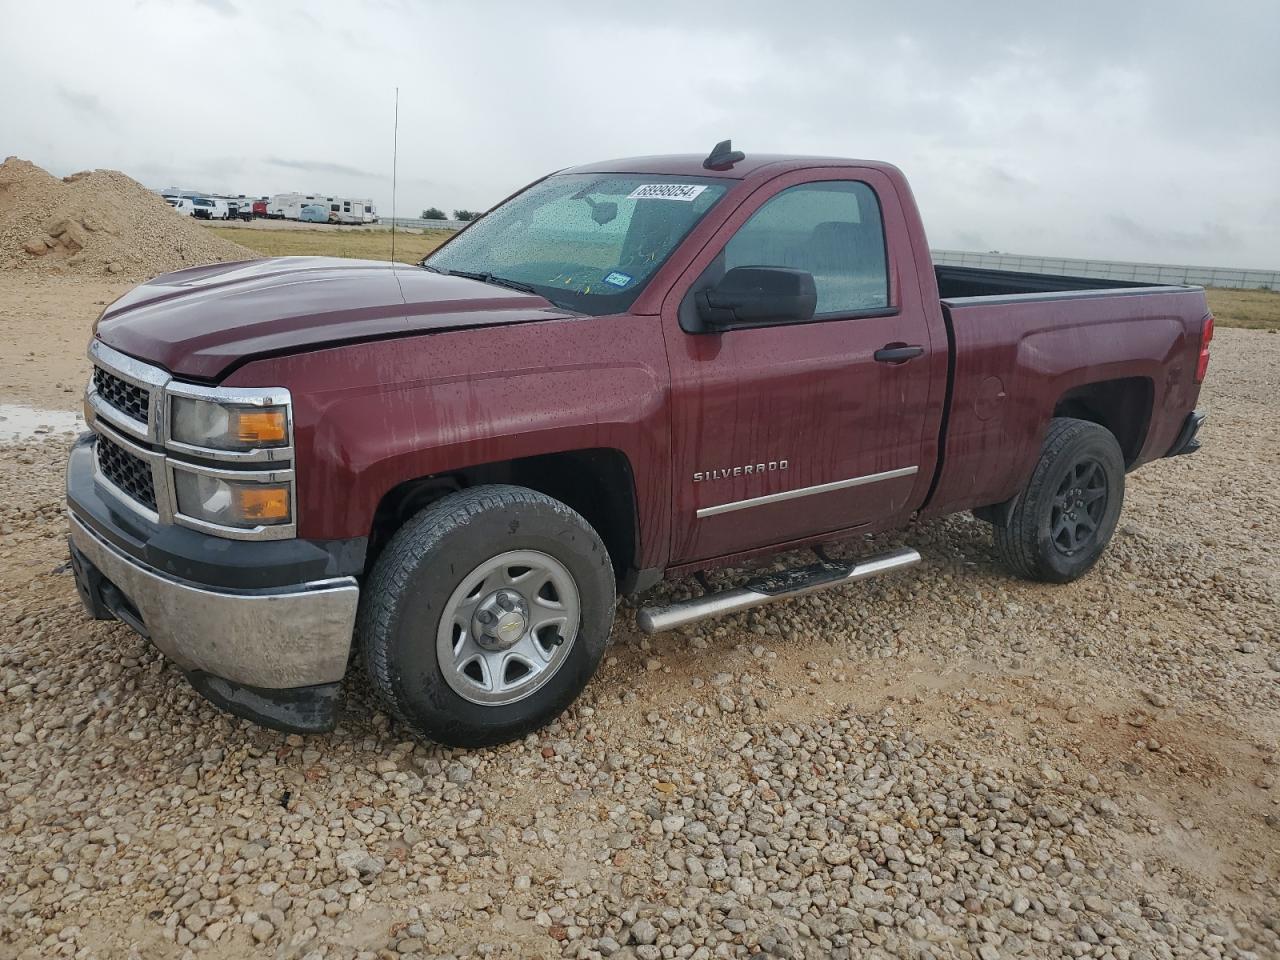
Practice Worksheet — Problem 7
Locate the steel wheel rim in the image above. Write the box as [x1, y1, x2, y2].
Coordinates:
[1050, 456, 1108, 556]
[436, 549, 581, 706]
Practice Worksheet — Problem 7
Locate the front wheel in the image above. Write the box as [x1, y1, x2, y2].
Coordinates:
[359, 485, 615, 747]
[991, 417, 1125, 583]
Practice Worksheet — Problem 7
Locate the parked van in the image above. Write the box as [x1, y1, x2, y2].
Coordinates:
[165, 197, 196, 217]
[191, 198, 229, 221]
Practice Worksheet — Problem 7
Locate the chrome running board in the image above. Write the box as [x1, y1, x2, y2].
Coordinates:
[636, 547, 921, 635]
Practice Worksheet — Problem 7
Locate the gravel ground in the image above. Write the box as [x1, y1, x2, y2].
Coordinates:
[0, 281, 1277, 960]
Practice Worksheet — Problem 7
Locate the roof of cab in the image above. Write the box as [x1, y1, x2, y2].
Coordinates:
[561, 153, 900, 181]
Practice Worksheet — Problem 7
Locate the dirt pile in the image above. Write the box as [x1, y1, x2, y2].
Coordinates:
[0, 157, 256, 280]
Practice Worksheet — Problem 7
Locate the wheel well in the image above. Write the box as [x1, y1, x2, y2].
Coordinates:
[1052, 377, 1153, 466]
[367, 448, 639, 583]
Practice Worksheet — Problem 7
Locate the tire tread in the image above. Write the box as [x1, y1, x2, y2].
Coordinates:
[992, 417, 1122, 582]
[358, 485, 613, 740]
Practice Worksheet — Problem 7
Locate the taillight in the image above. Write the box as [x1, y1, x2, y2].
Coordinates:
[1194, 314, 1213, 383]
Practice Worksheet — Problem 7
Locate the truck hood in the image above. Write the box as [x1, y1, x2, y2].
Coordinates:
[94, 257, 575, 380]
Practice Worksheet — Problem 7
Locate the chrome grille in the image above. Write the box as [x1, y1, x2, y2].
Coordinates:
[92, 366, 150, 427]
[84, 339, 298, 541]
[95, 433, 157, 511]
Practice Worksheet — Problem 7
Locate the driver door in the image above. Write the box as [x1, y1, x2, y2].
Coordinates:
[662, 168, 942, 564]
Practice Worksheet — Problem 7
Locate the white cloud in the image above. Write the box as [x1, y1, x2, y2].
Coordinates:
[2, 0, 1276, 267]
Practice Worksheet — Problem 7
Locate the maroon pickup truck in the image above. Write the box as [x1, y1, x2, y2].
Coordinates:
[67, 142, 1211, 745]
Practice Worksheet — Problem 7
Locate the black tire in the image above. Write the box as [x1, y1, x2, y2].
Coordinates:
[991, 417, 1125, 583]
[358, 485, 615, 747]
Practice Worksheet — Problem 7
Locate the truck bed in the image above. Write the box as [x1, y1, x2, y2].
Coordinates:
[921, 279, 1209, 521]
[935, 264, 1154, 300]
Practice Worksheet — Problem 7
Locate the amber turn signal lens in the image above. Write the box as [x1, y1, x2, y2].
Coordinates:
[234, 408, 288, 444]
[234, 485, 291, 522]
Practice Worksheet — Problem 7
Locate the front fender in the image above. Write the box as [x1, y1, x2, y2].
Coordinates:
[224, 316, 672, 565]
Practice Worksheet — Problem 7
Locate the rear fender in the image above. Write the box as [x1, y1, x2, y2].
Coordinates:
[922, 292, 1202, 520]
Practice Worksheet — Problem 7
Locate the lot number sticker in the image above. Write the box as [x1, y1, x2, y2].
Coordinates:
[627, 183, 708, 202]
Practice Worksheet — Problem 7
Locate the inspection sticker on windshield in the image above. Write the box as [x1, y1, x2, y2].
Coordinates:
[603, 271, 633, 288]
[627, 183, 708, 202]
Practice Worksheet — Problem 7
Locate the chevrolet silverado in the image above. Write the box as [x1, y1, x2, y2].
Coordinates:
[67, 141, 1211, 745]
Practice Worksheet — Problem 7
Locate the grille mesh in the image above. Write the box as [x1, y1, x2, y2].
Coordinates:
[93, 367, 150, 426]
[95, 434, 157, 511]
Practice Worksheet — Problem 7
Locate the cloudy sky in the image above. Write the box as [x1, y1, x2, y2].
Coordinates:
[3, 0, 1277, 267]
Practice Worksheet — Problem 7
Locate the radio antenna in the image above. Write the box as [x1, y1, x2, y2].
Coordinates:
[390, 86, 399, 264]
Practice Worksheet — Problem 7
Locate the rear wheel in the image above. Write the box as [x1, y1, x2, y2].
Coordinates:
[359, 485, 615, 747]
[991, 417, 1125, 583]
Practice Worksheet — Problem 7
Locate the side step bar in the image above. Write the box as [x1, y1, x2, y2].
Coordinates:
[636, 547, 921, 635]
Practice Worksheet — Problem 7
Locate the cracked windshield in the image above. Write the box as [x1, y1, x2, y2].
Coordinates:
[424, 174, 728, 313]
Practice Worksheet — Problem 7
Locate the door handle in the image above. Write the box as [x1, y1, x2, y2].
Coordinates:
[874, 343, 925, 364]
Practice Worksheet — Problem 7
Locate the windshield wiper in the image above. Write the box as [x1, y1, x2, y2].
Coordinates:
[443, 269, 540, 296]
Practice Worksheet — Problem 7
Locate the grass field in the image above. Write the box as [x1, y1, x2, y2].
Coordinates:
[1203, 287, 1280, 331]
[206, 226, 455, 265]
[210, 225, 1280, 331]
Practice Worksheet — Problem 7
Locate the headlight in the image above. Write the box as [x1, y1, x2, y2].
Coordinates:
[170, 396, 289, 450]
[173, 471, 292, 528]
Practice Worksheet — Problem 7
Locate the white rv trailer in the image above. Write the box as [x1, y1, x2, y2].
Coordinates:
[268, 193, 378, 224]
[268, 193, 325, 220]
[332, 197, 378, 224]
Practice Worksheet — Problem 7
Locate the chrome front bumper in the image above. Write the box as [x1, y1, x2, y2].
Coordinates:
[68, 511, 358, 689]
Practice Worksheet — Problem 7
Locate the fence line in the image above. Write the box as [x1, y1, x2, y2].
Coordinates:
[930, 249, 1279, 291]
[369, 222, 1280, 291]
[384, 217, 470, 232]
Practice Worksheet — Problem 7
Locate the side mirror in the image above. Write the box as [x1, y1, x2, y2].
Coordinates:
[696, 267, 817, 329]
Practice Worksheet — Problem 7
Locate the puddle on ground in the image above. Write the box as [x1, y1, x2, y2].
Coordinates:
[0, 404, 85, 444]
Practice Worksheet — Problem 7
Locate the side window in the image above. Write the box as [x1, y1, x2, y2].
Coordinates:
[724, 181, 888, 314]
